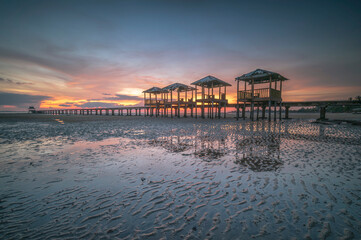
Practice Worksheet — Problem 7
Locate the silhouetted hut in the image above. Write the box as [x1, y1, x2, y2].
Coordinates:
[143, 87, 168, 117]
[162, 83, 197, 118]
[191, 75, 231, 119]
[235, 69, 288, 121]
[28, 106, 36, 114]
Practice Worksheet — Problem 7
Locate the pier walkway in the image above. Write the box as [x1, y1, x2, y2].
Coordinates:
[40, 100, 361, 121]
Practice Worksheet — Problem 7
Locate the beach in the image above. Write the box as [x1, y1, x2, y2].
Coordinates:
[1, 113, 361, 239]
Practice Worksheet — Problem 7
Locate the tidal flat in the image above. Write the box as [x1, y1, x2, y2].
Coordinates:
[0, 114, 361, 239]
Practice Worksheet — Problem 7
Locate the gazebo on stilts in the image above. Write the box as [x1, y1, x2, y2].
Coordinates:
[143, 87, 168, 117]
[235, 69, 288, 121]
[162, 83, 197, 118]
[191, 75, 231, 119]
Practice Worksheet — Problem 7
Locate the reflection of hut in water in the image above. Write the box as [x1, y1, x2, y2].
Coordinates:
[148, 134, 227, 161]
[193, 135, 227, 161]
[235, 133, 283, 172]
[148, 135, 193, 153]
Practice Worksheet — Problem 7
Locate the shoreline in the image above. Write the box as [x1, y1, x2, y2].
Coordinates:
[1, 112, 361, 122]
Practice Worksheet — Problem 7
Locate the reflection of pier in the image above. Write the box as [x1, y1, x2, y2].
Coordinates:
[146, 120, 361, 171]
[281, 123, 361, 146]
[235, 124, 283, 172]
[149, 131, 283, 171]
[148, 134, 228, 161]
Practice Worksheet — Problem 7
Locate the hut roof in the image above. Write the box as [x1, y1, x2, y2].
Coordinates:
[163, 83, 196, 92]
[236, 69, 288, 83]
[142, 87, 168, 94]
[191, 75, 232, 88]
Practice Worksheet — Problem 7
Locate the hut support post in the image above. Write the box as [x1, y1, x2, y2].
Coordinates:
[164, 93, 166, 117]
[319, 106, 327, 120]
[236, 80, 239, 120]
[143, 93, 146, 108]
[184, 90, 187, 118]
[207, 87, 210, 118]
[251, 78, 254, 121]
[285, 106, 290, 119]
[201, 86, 205, 119]
[268, 76, 272, 121]
[195, 88, 198, 118]
[149, 93, 152, 116]
[279, 80, 283, 120]
[218, 87, 221, 119]
[191, 90, 194, 117]
[211, 82, 214, 119]
[177, 90, 180, 118]
[155, 94, 158, 117]
[274, 101, 277, 121]
[243, 81, 246, 120]
[224, 86, 226, 118]
[274, 80, 277, 121]
[170, 91, 173, 118]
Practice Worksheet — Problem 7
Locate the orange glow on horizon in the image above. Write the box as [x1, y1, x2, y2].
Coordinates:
[40, 98, 142, 109]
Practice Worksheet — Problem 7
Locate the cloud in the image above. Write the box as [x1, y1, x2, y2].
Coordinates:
[106, 94, 142, 101]
[74, 102, 122, 108]
[89, 94, 143, 101]
[0, 77, 32, 85]
[0, 91, 51, 108]
[102, 93, 112, 95]
[0, 46, 92, 77]
[59, 104, 72, 107]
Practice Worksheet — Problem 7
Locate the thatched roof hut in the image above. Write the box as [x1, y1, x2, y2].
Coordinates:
[235, 69, 289, 121]
[143, 87, 168, 94]
[163, 83, 196, 92]
[236, 69, 288, 84]
[191, 75, 231, 88]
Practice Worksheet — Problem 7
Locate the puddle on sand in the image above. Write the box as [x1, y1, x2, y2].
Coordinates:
[0, 119, 361, 239]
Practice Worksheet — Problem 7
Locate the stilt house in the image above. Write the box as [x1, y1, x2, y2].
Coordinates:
[191, 75, 231, 119]
[235, 69, 288, 121]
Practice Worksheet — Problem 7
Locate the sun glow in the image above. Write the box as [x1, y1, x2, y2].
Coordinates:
[116, 88, 144, 96]
[40, 98, 142, 109]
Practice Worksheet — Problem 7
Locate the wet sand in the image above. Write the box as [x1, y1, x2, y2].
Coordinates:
[0, 114, 360, 239]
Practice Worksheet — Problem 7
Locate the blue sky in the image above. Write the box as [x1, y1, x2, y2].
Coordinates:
[0, 0, 360, 110]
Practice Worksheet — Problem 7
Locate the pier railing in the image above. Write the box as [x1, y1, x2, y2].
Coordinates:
[238, 88, 280, 100]
[145, 99, 165, 105]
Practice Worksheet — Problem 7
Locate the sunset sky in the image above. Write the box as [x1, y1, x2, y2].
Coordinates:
[0, 0, 360, 111]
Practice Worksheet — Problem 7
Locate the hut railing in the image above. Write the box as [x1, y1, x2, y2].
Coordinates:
[201, 94, 226, 101]
[238, 88, 280, 100]
[145, 100, 165, 105]
[270, 88, 281, 99]
[238, 90, 253, 100]
[164, 98, 196, 103]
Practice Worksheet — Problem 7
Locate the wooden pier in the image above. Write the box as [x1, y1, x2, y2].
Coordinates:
[38, 69, 361, 121]
[41, 100, 361, 121]
[42, 106, 145, 116]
